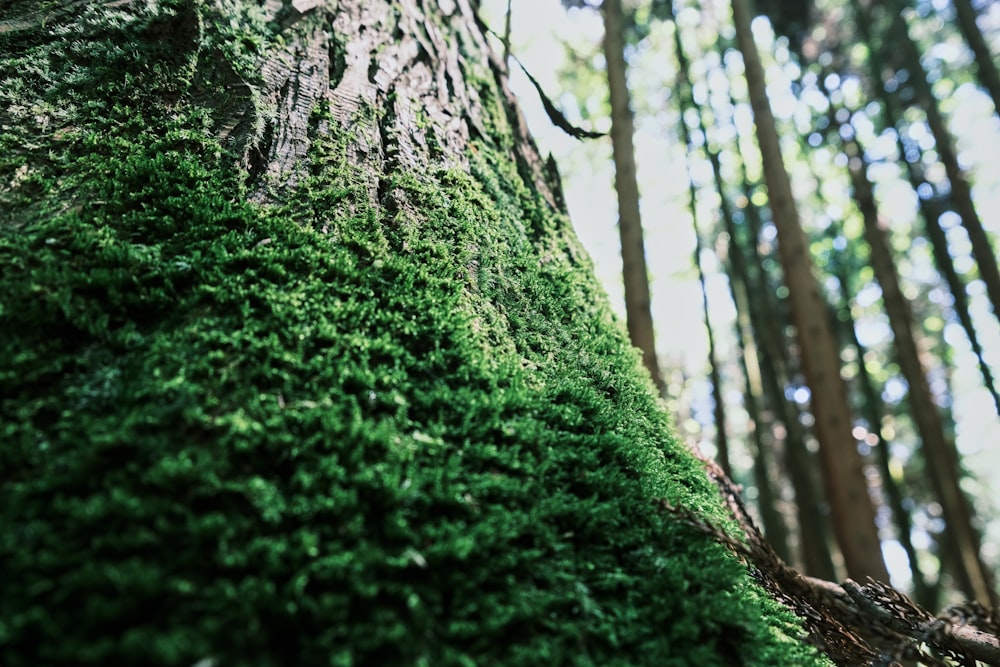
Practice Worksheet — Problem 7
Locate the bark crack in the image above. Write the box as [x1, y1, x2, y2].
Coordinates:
[251, 19, 330, 200]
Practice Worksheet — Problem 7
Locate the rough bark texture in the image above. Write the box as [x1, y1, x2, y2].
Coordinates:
[730, 0, 890, 583]
[600, 0, 667, 397]
[0, 1, 826, 665]
[667, 469, 1000, 667]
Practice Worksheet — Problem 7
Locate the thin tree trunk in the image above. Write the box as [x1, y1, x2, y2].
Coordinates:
[805, 64, 931, 601]
[705, 156, 794, 561]
[733, 302, 795, 564]
[951, 0, 1000, 118]
[843, 12, 1000, 597]
[601, 0, 666, 396]
[846, 135, 997, 607]
[729, 224, 837, 580]
[670, 13, 731, 476]
[832, 257, 932, 607]
[848, 0, 1000, 419]
[718, 118, 839, 579]
[731, 0, 889, 582]
[697, 32, 839, 578]
[880, 0, 1000, 325]
[690, 180, 732, 476]
[674, 19, 838, 574]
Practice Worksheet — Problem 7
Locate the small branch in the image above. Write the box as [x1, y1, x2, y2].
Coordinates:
[474, 13, 605, 140]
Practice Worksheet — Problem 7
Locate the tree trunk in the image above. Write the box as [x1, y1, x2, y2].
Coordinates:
[815, 27, 994, 602]
[671, 15, 731, 476]
[725, 107, 840, 586]
[692, 30, 839, 578]
[847, 0, 1000, 418]
[847, 145, 997, 606]
[729, 220, 838, 580]
[882, 0, 1000, 326]
[730, 0, 890, 582]
[801, 60, 929, 600]
[0, 1, 827, 665]
[832, 256, 932, 607]
[729, 245, 795, 565]
[951, 0, 1000, 118]
[691, 191, 732, 476]
[601, 0, 667, 396]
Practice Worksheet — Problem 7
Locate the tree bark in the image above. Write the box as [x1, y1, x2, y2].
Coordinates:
[0, 1, 827, 665]
[601, 0, 667, 396]
[730, 0, 890, 583]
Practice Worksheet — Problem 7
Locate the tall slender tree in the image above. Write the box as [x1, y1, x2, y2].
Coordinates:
[686, 164, 732, 476]
[805, 50, 944, 605]
[950, 0, 1000, 118]
[730, 0, 889, 582]
[877, 0, 1000, 325]
[601, 0, 667, 396]
[847, 0, 1000, 419]
[670, 8, 732, 476]
[731, 288, 795, 563]
[692, 20, 840, 578]
[830, 251, 932, 607]
[843, 122, 997, 606]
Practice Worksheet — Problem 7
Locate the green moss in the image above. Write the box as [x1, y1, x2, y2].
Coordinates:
[0, 3, 828, 667]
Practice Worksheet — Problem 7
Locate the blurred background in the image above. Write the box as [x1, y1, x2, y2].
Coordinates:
[479, 0, 1000, 611]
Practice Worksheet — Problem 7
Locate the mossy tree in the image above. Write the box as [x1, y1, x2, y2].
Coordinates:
[0, 1, 827, 665]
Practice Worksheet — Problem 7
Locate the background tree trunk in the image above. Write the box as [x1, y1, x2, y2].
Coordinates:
[831, 256, 932, 607]
[730, 0, 890, 582]
[847, 0, 1000, 419]
[601, 0, 667, 396]
[848, 143, 997, 607]
[951, 0, 1000, 119]
[809, 62, 960, 605]
[880, 0, 1000, 326]
[672, 15, 731, 476]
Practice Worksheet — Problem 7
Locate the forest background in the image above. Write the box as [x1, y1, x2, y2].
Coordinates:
[481, 0, 1000, 607]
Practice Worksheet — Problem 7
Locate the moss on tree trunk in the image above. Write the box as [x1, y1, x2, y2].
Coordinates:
[0, 1, 826, 665]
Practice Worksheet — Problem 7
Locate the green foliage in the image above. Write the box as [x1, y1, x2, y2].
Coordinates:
[0, 3, 827, 666]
